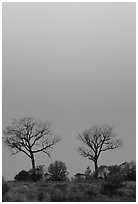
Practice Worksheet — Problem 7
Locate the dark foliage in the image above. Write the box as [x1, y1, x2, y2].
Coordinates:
[74, 173, 86, 183]
[2, 178, 10, 195]
[31, 173, 42, 182]
[14, 170, 31, 181]
[50, 188, 66, 202]
[121, 161, 136, 181]
[28, 165, 44, 181]
[2, 178, 10, 202]
[101, 173, 124, 195]
[125, 168, 136, 181]
[48, 161, 69, 182]
[108, 165, 121, 175]
[2, 179, 136, 202]
[85, 166, 92, 181]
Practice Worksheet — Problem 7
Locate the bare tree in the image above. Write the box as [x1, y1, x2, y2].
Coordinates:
[3, 117, 61, 177]
[78, 125, 121, 177]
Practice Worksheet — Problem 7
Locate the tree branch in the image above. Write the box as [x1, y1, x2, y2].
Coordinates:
[79, 134, 96, 153]
[32, 137, 60, 154]
[78, 147, 95, 161]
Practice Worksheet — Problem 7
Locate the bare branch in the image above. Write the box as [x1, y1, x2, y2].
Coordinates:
[79, 133, 96, 153]
[30, 126, 52, 148]
[78, 125, 122, 169]
[32, 136, 61, 154]
[3, 117, 61, 168]
[78, 147, 95, 161]
[10, 149, 20, 156]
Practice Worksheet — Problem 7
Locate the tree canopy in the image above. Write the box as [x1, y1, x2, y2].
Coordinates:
[3, 117, 61, 178]
[78, 125, 122, 176]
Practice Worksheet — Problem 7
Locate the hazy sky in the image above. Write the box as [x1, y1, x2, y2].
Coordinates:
[2, 3, 136, 180]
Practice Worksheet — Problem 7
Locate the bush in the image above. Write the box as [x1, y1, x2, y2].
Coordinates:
[2, 178, 10, 195]
[101, 173, 124, 195]
[108, 165, 121, 175]
[2, 178, 10, 202]
[14, 170, 31, 181]
[50, 188, 65, 201]
[54, 182, 68, 192]
[85, 166, 93, 181]
[28, 165, 44, 181]
[122, 162, 136, 181]
[66, 183, 95, 202]
[30, 173, 42, 182]
[66, 190, 84, 202]
[48, 161, 69, 182]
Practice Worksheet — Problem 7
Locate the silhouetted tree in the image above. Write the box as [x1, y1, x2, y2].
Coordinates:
[78, 125, 121, 178]
[3, 117, 61, 180]
[48, 160, 68, 181]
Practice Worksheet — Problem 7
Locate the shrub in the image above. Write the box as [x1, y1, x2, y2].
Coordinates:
[14, 170, 31, 181]
[84, 186, 97, 201]
[48, 161, 69, 182]
[50, 188, 65, 201]
[54, 182, 68, 193]
[2, 178, 10, 196]
[28, 165, 44, 181]
[66, 190, 84, 202]
[122, 162, 136, 181]
[101, 173, 124, 195]
[74, 173, 86, 183]
[37, 191, 50, 202]
[108, 165, 121, 175]
[85, 166, 93, 181]
[30, 173, 42, 182]
[37, 191, 44, 201]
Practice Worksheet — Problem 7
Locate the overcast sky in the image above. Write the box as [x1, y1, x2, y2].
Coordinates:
[2, 2, 136, 180]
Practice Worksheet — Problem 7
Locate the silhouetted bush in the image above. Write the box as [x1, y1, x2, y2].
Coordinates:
[101, 173, 124, 195]
[14, 170, 31, 181]
[28, 165, 44, 181]
[85, 166, 93, 181]
[30, 173, 42, 182]
[2, 178, 10, 195]
[125, 168, 136, 181]
[108, 165, 121, 175]
[2, 178, 10, 202]
[74, 173, 86, 183]
[48, 161, 69, 182]
[121, 161, 136, 181]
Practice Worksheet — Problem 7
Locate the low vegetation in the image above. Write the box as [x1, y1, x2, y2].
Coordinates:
[2, 119, 136, 202]
[2, 179, 136, 202]
[2, 161, 136, 202]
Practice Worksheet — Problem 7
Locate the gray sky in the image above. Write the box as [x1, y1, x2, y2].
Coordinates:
[2, 3, 136, 180]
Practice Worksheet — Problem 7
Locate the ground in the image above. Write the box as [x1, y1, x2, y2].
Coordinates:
[2, 179, 136, 202]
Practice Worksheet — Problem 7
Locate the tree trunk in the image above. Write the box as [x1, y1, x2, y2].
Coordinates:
[94, 160, 98, 179]
[30, 153, 36, 181]
[31, 155, 35, 172]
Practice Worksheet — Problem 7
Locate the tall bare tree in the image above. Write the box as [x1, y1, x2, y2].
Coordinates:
[78, 125, 121, 177]
[3, 117, 61, 177]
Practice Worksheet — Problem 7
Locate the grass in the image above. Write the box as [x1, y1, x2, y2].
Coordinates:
[2, 179, 136, 202]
